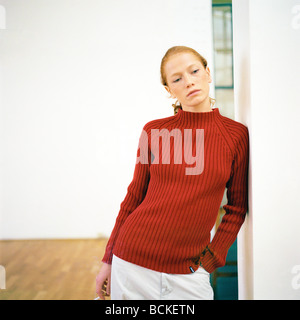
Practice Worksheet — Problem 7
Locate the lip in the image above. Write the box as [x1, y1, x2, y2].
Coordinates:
[187, 89, 201, 97]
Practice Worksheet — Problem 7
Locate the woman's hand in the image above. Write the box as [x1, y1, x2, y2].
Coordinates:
[95, 262, 112, 300]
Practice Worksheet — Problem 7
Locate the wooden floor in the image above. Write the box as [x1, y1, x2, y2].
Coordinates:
[0, 238, 108, 300]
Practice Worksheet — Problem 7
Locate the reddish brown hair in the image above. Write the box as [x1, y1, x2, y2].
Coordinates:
[160, 46, 212, 115]
[160, 46, 208, 86]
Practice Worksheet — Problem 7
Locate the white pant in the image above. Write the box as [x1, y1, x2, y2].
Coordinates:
[111, 255, 214, 300]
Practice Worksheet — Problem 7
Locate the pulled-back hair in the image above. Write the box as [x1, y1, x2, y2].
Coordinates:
[160, 46, 214, 115]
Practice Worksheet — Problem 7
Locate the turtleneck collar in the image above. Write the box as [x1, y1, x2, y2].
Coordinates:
[175, 107, 220, 126]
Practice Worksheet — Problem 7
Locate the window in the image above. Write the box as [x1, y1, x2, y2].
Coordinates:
[212, 0, 234, 119]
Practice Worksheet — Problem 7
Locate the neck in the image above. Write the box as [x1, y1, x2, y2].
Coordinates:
[181, 99, 213, 113]
[176, 106, 219, 126]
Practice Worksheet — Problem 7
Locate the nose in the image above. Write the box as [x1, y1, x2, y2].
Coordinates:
[185, 74, 194, 88]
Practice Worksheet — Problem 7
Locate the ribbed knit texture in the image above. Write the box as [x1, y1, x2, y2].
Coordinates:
[102, 107, 249, 274]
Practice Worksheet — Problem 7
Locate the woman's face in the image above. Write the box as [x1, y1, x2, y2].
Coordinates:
[164, 52, 212, 111]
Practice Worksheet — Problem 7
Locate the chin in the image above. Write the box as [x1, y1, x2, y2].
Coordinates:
[187, 99, 205, 107]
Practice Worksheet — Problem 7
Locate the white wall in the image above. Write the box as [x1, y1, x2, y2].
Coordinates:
[0, 0, 214, 239]
[233, 0, 300, 300]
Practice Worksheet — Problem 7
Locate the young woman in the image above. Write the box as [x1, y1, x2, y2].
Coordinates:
[95, 46, 249, 300]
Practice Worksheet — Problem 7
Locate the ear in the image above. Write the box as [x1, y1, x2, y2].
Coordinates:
[164, 85, 176, 99]
[206, 67, 212, 84]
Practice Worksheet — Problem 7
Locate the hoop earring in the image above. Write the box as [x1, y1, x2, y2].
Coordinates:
[209, 97, 216, 108]
[172, 100, 182, 115]
[172, 99, 181, 109]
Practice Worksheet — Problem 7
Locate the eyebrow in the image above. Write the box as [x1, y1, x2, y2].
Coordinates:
[170, 63, 202, 78]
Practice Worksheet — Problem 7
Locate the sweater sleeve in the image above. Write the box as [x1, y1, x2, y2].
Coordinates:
[102, 126, 151, 264]
[200, 125, 249, 274]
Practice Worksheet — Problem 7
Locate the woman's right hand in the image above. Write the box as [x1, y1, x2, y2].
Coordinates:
[95, 262, 112, 300]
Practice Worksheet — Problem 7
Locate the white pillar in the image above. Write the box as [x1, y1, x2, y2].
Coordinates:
[232, 0, 300, 300]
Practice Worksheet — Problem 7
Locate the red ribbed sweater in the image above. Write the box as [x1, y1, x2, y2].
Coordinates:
[102, 107, 249, 274]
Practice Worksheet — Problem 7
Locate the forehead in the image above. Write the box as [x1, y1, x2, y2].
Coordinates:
[164, 52, 203, 77]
